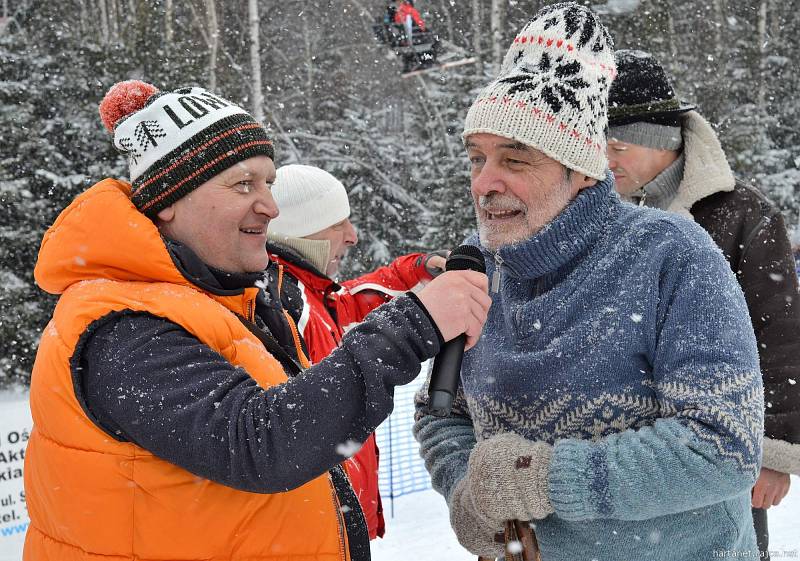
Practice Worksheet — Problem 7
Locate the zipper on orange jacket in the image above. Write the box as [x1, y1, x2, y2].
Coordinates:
[329, 472, 350, 561]
[277, 263, 344, 556]
[246, 296, 255, 322]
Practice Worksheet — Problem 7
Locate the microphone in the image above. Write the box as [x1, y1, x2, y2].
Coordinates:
[427, 245, 486, 417]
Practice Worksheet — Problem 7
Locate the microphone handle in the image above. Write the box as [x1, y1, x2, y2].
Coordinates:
[427, 333, 466, 417]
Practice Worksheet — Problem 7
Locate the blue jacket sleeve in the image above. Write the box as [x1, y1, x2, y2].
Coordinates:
[79, 295, 440, 494]
[548, 241, 764, 521]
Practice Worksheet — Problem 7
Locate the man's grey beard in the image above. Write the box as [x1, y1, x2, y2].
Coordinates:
[475, 177, 574, 251]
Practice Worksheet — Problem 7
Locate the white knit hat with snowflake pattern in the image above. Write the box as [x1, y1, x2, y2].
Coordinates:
[463, 2, 616, 179]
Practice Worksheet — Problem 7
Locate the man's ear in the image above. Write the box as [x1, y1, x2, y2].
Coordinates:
[576, 175, 598, 191]
[156, 205, 176, 223]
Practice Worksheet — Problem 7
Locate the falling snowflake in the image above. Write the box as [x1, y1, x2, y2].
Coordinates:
[336, 439, 363, 458]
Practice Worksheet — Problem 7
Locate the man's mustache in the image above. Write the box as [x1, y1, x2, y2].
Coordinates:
[478, 194, 527, 212]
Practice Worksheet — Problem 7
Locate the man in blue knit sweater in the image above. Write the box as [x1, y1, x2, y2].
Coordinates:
[415, 3, 764, 560]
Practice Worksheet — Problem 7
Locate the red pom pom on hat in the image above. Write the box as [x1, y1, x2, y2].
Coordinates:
[99, 80, 159, 133]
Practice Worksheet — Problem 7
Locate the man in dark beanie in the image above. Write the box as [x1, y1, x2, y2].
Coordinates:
[607, 49, 800, 560]
[24, 80, 491, 560]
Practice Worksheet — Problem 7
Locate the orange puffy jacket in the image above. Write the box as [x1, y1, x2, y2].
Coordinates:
[25, 179, 353, 561]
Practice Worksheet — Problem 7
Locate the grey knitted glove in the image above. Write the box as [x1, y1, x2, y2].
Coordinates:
[449, 476, 506, 558]
[467, 432, 555, 523]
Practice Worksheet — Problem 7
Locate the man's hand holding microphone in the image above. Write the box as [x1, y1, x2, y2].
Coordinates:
[418, 246, 489, 417]
[417, 247, 545, 560]
[417, 251, 490, 351]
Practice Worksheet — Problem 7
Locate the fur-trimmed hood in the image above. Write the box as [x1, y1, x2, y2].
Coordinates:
[666, 111, 736, 219]
[763, 437, 800, 475]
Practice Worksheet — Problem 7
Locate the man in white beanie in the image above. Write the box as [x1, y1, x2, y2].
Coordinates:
[414, 3, 763, 560]
[267, 163, 446, 540]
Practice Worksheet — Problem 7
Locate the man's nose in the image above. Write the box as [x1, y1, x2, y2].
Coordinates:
[471, 165, 506, 197]
[344, 219, 358, 246]
[255, 186, 279, 219]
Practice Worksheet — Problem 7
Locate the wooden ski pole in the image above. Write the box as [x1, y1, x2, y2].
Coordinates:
[511, 520, 540, 561]
[477, 519, 541, 561]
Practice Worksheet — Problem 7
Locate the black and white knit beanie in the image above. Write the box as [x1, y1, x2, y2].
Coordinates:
[607, 50, 696, 151]
[463, 2, 615, 179]
[99, 81, 274, 218]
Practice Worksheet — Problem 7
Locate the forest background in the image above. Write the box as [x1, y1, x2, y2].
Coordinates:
[1, 0, 799, 386]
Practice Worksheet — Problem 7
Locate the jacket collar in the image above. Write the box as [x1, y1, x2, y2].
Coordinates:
[267, 240, 341, 294]
[629, 152, 685, 210]
[481, 172, 618, 281]
[666, 111, 736, 219]
[165, 237, 264, 296]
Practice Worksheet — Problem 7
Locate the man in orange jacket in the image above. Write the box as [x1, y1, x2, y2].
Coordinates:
[24, 80, 491, 561]
[266, 164, 446, 539]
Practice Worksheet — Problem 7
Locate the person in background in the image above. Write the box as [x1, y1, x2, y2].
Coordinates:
[395, 0, 426, 45]
[414, 4, 764, 560]
[607, 49, 800, 561]
[266, 163, 447, 539]
[24, 80, 490, 561]
[384, 0, 397, 26]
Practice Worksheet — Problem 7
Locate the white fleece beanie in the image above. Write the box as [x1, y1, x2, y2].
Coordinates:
[268, 164, 351, 238]
[462, 2, 616, 179]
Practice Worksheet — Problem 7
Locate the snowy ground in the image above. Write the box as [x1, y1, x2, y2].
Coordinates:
[373, 479, 800, 560]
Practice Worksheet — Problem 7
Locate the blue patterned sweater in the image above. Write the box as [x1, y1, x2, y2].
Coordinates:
[415, 175, 764, 560]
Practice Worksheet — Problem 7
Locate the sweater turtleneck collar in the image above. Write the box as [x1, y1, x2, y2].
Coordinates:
[491, 171, 618, 280]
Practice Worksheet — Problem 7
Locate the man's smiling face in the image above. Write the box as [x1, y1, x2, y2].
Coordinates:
[156, 156, 278, 273]
[466, 133, 594, 250]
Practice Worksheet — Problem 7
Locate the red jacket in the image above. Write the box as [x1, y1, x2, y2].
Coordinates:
[268, 243, 434, 539]
[395, 2, 426, 30]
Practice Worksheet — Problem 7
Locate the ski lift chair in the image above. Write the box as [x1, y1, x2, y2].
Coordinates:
[373, 20, 442, 73]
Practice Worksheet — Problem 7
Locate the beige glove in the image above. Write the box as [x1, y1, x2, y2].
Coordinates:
[467, 432, 555, 523]
[449, 477, 505, 558]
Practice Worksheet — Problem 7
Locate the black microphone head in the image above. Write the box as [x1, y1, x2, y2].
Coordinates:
[445, 244, 486, 274]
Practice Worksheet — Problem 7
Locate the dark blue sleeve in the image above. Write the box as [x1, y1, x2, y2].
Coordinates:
[79, 296, 440, 493]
